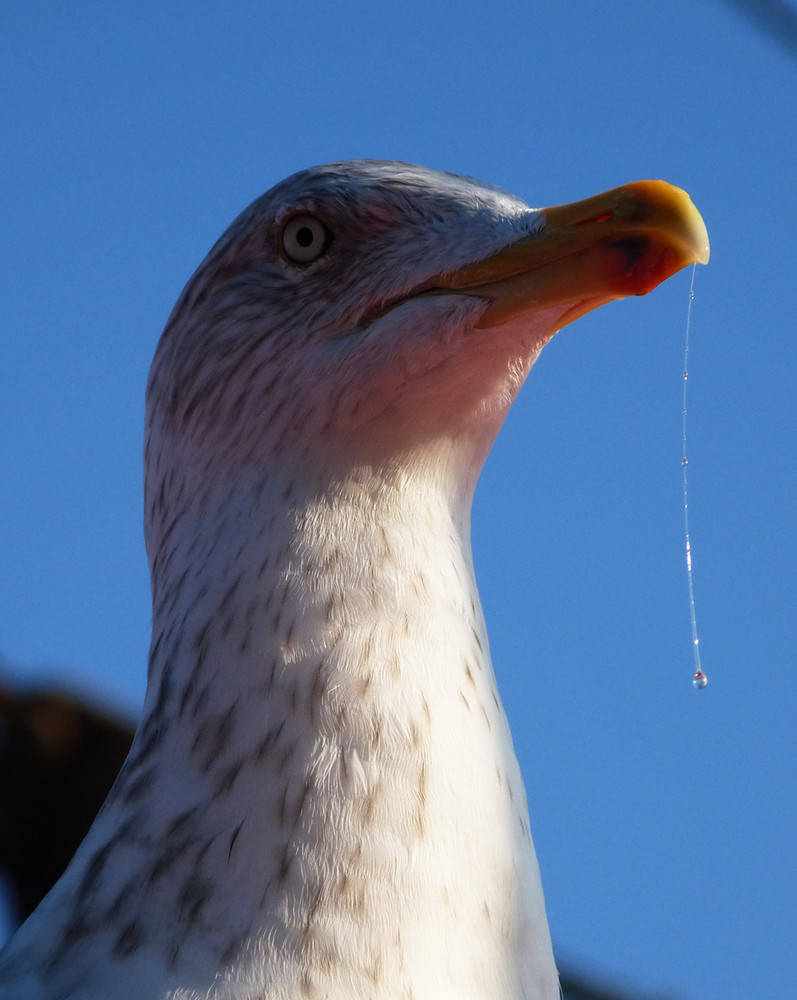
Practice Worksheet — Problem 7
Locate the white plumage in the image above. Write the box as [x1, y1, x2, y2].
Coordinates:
[0, 161, 708, 999]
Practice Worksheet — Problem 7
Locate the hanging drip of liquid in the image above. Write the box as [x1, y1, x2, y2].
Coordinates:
[682, 265, 707, 690]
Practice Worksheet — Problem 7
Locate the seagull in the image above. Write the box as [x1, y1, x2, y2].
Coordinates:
[0, 161, 708, 1000]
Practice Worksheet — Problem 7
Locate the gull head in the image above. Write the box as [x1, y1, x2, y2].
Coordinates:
[145, 160, 708, 556]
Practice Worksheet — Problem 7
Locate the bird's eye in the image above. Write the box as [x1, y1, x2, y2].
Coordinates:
[280, 214, 332, 265]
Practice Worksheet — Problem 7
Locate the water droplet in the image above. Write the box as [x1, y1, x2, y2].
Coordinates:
[692, 670, 708, 690]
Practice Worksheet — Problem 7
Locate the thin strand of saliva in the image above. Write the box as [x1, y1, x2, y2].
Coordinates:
[683, 265, 707, 690]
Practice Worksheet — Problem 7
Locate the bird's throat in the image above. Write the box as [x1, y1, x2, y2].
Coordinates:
[134, 463, 557, 994]
[19, 464, 557, 997]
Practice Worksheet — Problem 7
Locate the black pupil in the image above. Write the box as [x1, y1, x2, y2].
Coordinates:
[296, 226, 315, 248]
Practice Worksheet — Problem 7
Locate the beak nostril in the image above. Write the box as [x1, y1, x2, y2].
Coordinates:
[576, 210, 613, 226]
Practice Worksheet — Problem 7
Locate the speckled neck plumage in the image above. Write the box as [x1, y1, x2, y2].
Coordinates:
[2, 457, 556, 999]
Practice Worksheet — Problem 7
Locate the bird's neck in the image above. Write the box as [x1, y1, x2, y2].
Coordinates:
[23, 460, 557, 998]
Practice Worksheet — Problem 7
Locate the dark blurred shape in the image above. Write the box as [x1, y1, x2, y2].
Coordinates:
[559, 967, 674, 1000]
[722, 0, 797, 57]
[0, 679, 673, 999]
[0, 680, 133, 922]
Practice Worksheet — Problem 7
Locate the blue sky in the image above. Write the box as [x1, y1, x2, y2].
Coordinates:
[1, 3, 794, 998]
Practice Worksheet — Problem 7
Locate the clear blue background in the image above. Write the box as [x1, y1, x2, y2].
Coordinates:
[2, 3, 795, 998]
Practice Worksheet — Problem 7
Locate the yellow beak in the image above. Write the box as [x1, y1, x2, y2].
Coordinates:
[436, 181, 709, 330]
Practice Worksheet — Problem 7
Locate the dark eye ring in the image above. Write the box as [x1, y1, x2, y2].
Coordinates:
[280, 213, 332, 265]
